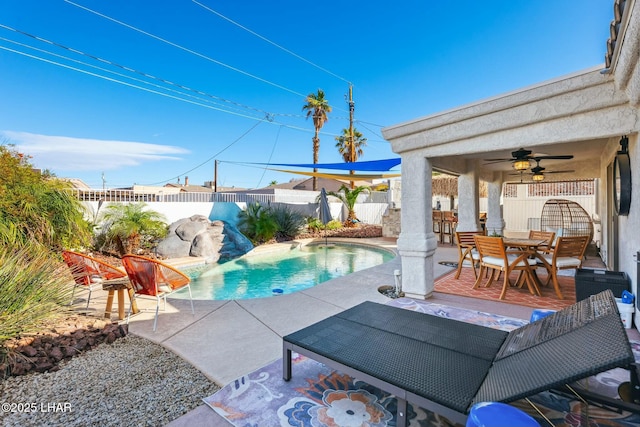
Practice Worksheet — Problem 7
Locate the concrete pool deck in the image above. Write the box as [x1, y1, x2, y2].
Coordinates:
[76, 238, 541, 426]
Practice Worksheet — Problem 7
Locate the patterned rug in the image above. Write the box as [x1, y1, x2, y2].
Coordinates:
[434, 266, 577, 311]
[204, 298, 640, 427]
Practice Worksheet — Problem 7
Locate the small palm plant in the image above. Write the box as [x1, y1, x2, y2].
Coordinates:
[98, 202, 168, 256]
[326, 185, 370, 228]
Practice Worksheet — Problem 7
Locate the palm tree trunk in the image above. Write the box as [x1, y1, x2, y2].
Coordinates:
[115, 235, 127, 257]
[312, 133, 320, 191]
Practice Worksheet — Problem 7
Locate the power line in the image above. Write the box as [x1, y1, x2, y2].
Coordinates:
[0, 35, 263, 118]
[0, 43, 269, 122]
[64, 0, 308, 99]
[145, 118, 266, 185]
[0, 24, 272, 117]
[255, 125, 282, 188]
[192, 0, 352, 85]
[1, 19, 371, 137]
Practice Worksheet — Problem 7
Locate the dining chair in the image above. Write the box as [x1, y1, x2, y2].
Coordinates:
[454, 230, 485, 279]
[528, 230, 556, 253]
[62, 250, 127, 309]
[121, 254, 194, 331]
[535, 235, 590, 300]
[473, 235, 539, 300]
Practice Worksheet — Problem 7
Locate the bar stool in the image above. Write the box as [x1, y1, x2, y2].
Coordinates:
[441, 211, 456, 245]
[466, 402, 541, 427]
[433, 210, 443, 241]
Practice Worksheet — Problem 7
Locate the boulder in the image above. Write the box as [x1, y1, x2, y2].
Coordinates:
[156, 234, 192, 258]
[156, 217, 253, 263]
[190, 232, 222, 263]
[175, 221, 207, 241]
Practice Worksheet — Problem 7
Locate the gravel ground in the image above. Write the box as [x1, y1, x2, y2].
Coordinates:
[0, 335, 220, 427]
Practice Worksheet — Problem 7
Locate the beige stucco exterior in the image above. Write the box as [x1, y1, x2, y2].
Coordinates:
[382, 0, 640, 324]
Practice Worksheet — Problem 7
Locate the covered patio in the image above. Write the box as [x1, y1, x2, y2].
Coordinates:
[382, 0, 640, 318]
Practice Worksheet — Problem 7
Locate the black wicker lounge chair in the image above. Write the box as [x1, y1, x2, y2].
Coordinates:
[283, 290, 637, 426]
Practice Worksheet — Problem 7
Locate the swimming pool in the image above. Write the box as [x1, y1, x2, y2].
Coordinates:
[172, 243, 395, 300]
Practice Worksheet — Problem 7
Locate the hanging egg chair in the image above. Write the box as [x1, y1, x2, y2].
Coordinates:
[540, 199, 594, 242]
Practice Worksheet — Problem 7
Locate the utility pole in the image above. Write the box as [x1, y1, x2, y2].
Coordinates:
[214, 160, 218, 193]
[348, 84, 355, 189]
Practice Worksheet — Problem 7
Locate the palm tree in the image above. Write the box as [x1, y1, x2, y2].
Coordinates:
[327, 185, 370, 228]
[99, 202, 168, 256]
[302, 89, 332, 191]
[335, 127, 367, 163]
[335, 127, 367, 187]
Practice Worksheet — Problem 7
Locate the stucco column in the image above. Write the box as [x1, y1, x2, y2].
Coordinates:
[485, 177, 505, 236]
[396, 155, 438, 299]
[455, 166, 481, 232]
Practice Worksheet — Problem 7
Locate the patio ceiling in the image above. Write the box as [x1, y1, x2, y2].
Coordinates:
[430, 137, 608, 182]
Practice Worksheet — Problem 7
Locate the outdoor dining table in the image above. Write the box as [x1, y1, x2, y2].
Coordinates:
[502, 238, 549, 294]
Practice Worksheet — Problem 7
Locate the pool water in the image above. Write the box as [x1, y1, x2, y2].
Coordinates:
[173, 243, 394, 300]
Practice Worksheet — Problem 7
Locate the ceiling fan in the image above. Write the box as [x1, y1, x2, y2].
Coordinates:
[485, 148, 574, 171]
[509, 159, 575, 182]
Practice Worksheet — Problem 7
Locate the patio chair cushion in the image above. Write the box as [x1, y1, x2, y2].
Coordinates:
[539, 254, 582, 268]
[482, 255, 537, 268]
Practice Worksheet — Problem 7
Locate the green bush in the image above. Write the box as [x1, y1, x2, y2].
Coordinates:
[0, 145, 91, 250]
[237, 202, 278, 244]
[326, 219, 343, 230]
[0, 244, 72, 363]
[307, 217, 342, 232]
[307, 217, 323, 231]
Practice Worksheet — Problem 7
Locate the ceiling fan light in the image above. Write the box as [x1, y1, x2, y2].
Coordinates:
[532, 173, 545, 182]
[513, 160, 530, 171]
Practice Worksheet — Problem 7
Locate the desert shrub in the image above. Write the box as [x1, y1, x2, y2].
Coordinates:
[270, 205, 306, 239]
[0, 244, 72, 363]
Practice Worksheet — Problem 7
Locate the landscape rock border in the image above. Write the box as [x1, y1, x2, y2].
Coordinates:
[1, 315, 128, 378]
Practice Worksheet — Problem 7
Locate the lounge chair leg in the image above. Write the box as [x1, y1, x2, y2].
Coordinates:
[86, 288, 92, 310]
[283, 347, 292, 381]
[397, 398, 407, 427]
[126, 294, 136, 325]
[153, 297, 160, 331]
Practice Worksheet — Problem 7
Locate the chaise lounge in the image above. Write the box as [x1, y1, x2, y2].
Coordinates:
[283, 290, 637, 426]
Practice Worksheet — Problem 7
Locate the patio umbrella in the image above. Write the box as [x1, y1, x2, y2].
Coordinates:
[319, 188, 332, 246]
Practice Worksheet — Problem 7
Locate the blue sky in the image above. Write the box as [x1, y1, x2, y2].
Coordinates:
[0, 0, 611, 189]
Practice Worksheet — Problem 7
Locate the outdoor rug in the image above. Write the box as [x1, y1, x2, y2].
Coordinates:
[204, 298, 640, 427]
[434, 267, 577, 311]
